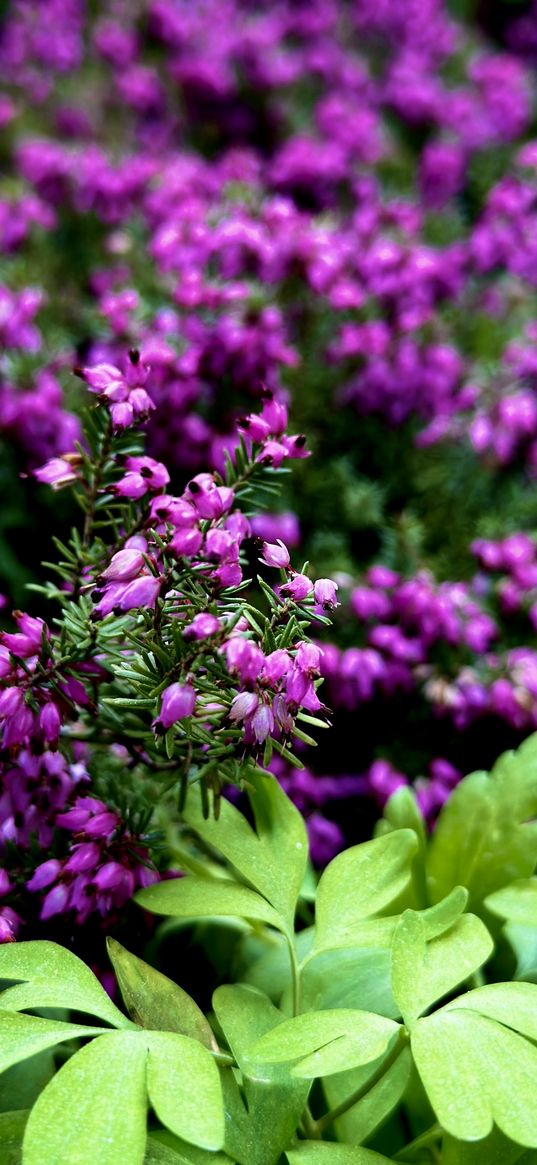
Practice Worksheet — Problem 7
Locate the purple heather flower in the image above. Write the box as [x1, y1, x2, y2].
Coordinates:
[102, 548, 147, 582]
[281, 574, 313, 601]
[259, 539, 291, 569]
[183, 613, 220, 640]
[155, 682, 196, 731]
[229, 691, 259, 722]
[313, 578, 339, 610]
[26, 858, 63, 892]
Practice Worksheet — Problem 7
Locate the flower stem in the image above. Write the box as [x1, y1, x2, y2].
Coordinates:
[312, 1029, 408, 1137]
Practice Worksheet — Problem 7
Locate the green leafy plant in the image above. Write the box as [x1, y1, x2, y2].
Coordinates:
[2, 738, 537, 1163]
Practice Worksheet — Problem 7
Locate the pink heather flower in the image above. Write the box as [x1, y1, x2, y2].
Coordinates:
[314, 579, 339, 610]
[116, 574, 162, 612]
[114, 456, 170, 499]
[110, 401, 134, 430]
[154, 682, 196, 731]
[26, 858, 63, 891]
[0, 911, 18, 943]
[251, 702, 275, 743]
[229, 691, 259, 722]
[259, 539, 291, 569]
[40, 883, 71, 920]
[224, 638, 265, 684]
[183, 613, 220, 640]
[33, 455, 79, 489]
[294, 642, 323, 674]
[261, 649, 292, 685]
[102, 548, 146, 582]
[169, 527, 203, 557]
[64, 842, 101, 873]
[281, 574, 313, 601]
[38, 701, 62, 744]
[0, 870, 11, 897]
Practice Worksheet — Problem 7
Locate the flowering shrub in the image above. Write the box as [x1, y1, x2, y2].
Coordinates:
[0, 365, 338, 944]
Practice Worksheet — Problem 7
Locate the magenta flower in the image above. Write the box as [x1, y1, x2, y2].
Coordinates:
[259, 539, 291, 569]
[154, 682, 196, 731]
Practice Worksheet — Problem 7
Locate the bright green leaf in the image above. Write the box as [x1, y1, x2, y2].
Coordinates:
[420, 887, 469, 939]
[251, 1009, 400, 1077]
[107, 939, 216, 1049]
[486, 880, 537, 927]
[0, 941, 128, 1028]
[22, 1031, 147, 1165]
[136, 876, 286, 934]
[442, 981, 537, 1039]
[286, 1144, 393, 1162]
[145, 1031, 224, 1151]
[313, 831, 418, 953]
[0, 1110, 28, 1165]
[181, 772, 308, 928]
[412, 1008, 537, 1145]
[391, 910, 493, 1027]
[427, 737, 537, 913]
[147, 1132, 231, 1160]
[298, 948, 398, 1020]
[0, 1011, 103, 1075]
[0, 1050, 55, 1114]
[441, 1126, 537, 1165]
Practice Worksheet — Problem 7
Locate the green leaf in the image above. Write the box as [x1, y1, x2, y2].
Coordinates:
[420, 886, 469, 939]
[0, 1051, 55, 1114]
[136, 876, 286, 933]
[298, 947, 398, 1020]
[441, 1127, 537, 1165]
[485, 879, 537, 927]
[0, 1111, 28, 1165]
[181, 772, 308, 928]
[286, 1145, 392, 1163]
[106, 939, 216, 1049]
[391, 909, 493, 1027]
[313, 831, 418, 953]
[442, 981, 537, 1039]
[146, 1133, 233, 1165]
[212, 985, 309, 1165]
[0, 941, 128, 1028]
[22, 1031, 147, 1165]
[251, 1009, 400, 1077]
[0, 1011, 103, 1075]
[145, 1031, 224, 1151]
[323, 1046, 412, 1146]
[427, 736, 537, 913]
[412, 1007, 537, 1145]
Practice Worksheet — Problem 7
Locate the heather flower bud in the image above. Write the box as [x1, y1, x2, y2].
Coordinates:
[155, 682, 196, 730]
[40, 883, 71, 920]
[34, 456, 79, 489]
[281, 573, 313, 601]
[259, 539, 291, 569]
[102, 548, 146, 582]
[39, 701, 61, 744]
[229, 691, 259, 722]
[183, 613, 220, 640]
[116, 574, 162, 612]
[26, 858, 62, 891]
[314, 578, 339, 610]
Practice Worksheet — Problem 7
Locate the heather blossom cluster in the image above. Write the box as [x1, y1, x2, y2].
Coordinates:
[0, 355, 340, 940]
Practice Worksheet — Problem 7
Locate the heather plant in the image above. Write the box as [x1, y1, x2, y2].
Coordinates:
[3, 736, 537, 1163]
[0, 360, 337, 944]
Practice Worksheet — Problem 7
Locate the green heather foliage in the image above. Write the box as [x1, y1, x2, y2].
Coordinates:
[2, 742, 537, 1163]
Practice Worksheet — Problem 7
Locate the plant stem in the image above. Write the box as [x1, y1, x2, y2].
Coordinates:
[394, 1122, 442, 1162]
[288, 933, 301, 1016]
[312, 1029, 408, 1137]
